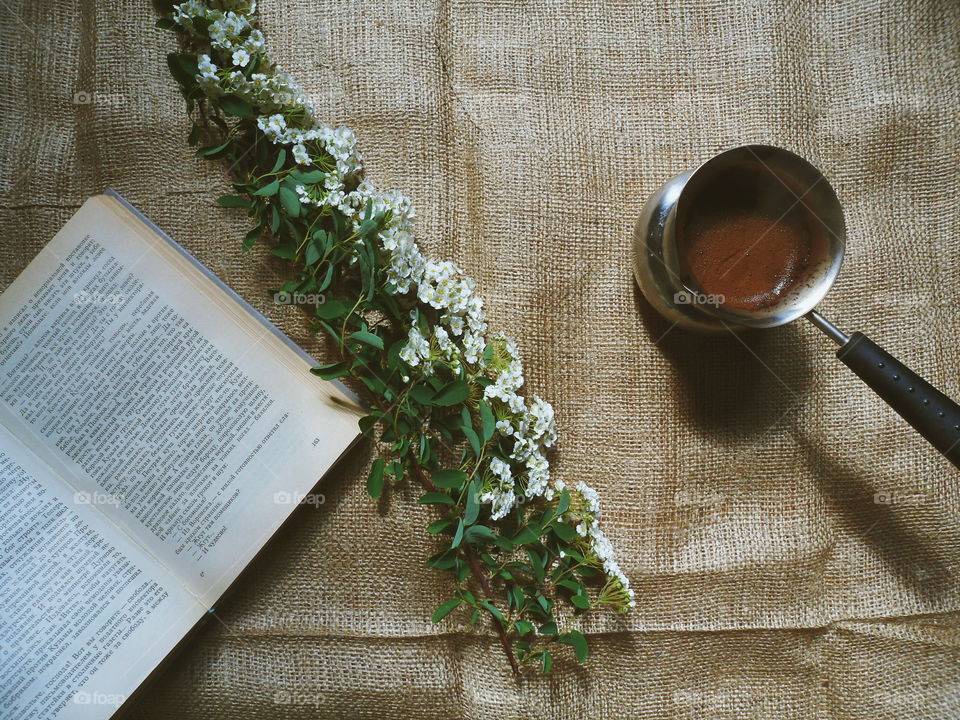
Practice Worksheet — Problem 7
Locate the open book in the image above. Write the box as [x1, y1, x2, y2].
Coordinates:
[0, 192, 362, 719]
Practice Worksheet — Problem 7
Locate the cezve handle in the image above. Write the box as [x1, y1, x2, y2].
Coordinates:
[808, 312, 960, 469]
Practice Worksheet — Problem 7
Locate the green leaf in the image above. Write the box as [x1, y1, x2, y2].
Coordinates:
[314, 300, 350, 319]
[431, 598, 461, 623]
[219, 94, 255, 118]
[310, 361, 349, 380]
[242, 226, 260, 252]
[317, 263, 335, 292]
[560, 547, 586, 564]
[426, 551, 457, 570]
[217, 195, 250, 209]
[462, 426, 480, 457]
[187, 123, 202, 146]
[270, 245, 296, 261]
[360, 373, 387, 396]
[427, 518, 453, 534]
[479, 400, 495, 442]
[571, 594, 591, 610]
[358, 415, 375, 437]
[253, 180, 280, 197]
[166, 52, 198, 89]
[464, 525, 496, 544]
[433, 380, 469, 407]
[483, 343, 494, 364]
[526, 549, 545, 584]
[349, 330, 384, 350]
[410, 385, 435, 404]
[269, 149, 287, 173]
[418, 492, 454, 506]
[537, 595, 554, 615]
[278, 186, 301, 217]
[305, 240, 321, 265]
[538, 621, 558, 636]
[556, 488, 571, 517]
[289, 168, 326, 184]
[552, 520, 578, 543]
[417, 434, 431, 464]
[515, 620, 534, 637]
[480, 600, 504, 623]
[315, 226, 333, 249]
[560, 630, 589, 663]
[541, 650, 553, 674]
[431, 469, 467, 489]
[270, 205, 281, 233]
[358, 217, 379, 238]
[367, 458, 384, 499]
[451, 519, 464, 548]
[331, 207, 346, 237]
[512, 526, 539, 545]
[464, 480, 480, 525]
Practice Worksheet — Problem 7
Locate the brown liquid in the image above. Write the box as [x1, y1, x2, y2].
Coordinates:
[678, 166, 821, 311]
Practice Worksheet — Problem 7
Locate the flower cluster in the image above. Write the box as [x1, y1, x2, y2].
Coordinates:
[167, 0, 633, 655]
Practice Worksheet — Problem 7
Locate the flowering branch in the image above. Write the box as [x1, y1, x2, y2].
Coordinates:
[156, 0, 634, 674]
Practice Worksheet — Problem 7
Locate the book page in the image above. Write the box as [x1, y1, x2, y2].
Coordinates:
[0, 424, 205, 720]
[0, 195, 362, 606]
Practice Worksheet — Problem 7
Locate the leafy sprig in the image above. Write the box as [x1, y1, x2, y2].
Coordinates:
[156, 0, 633, 674]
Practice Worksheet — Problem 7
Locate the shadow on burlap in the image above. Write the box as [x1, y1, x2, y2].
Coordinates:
[1, 0, 958, 718]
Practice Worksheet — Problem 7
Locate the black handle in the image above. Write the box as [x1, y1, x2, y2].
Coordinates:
[837, 332, 960, 469]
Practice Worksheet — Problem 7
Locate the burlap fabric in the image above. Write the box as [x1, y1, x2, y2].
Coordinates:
[2, 0, 959, 717]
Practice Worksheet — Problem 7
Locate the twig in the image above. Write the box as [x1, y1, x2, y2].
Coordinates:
[408, 453, 521, 677]
[369, 397, 519, 675]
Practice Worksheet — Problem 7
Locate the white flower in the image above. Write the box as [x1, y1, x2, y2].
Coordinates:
[489, 457, 512, 482]
[232, 47, 251, 67]
[222, 11, 247, 36]
[295, 184, 315, 205]
[433, 325, 457, 360]
[208, 20, 228, 47]
[196, 54, 218, 83]
[527, 395, 557, 446]
[576, 480, 601, 516]
[246, 28, 265, 50]
[172, 0, 206, 25]
[257, 113, 287, 141]
[399, 325, 431, 368]
[481, 487, 515, 521]
[292, 142, 311, 165]
[443, 313, 465, 336]
[524, 450, 550, 497]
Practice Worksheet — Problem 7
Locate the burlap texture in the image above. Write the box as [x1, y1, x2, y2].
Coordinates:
[2, 0, 959, 717]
